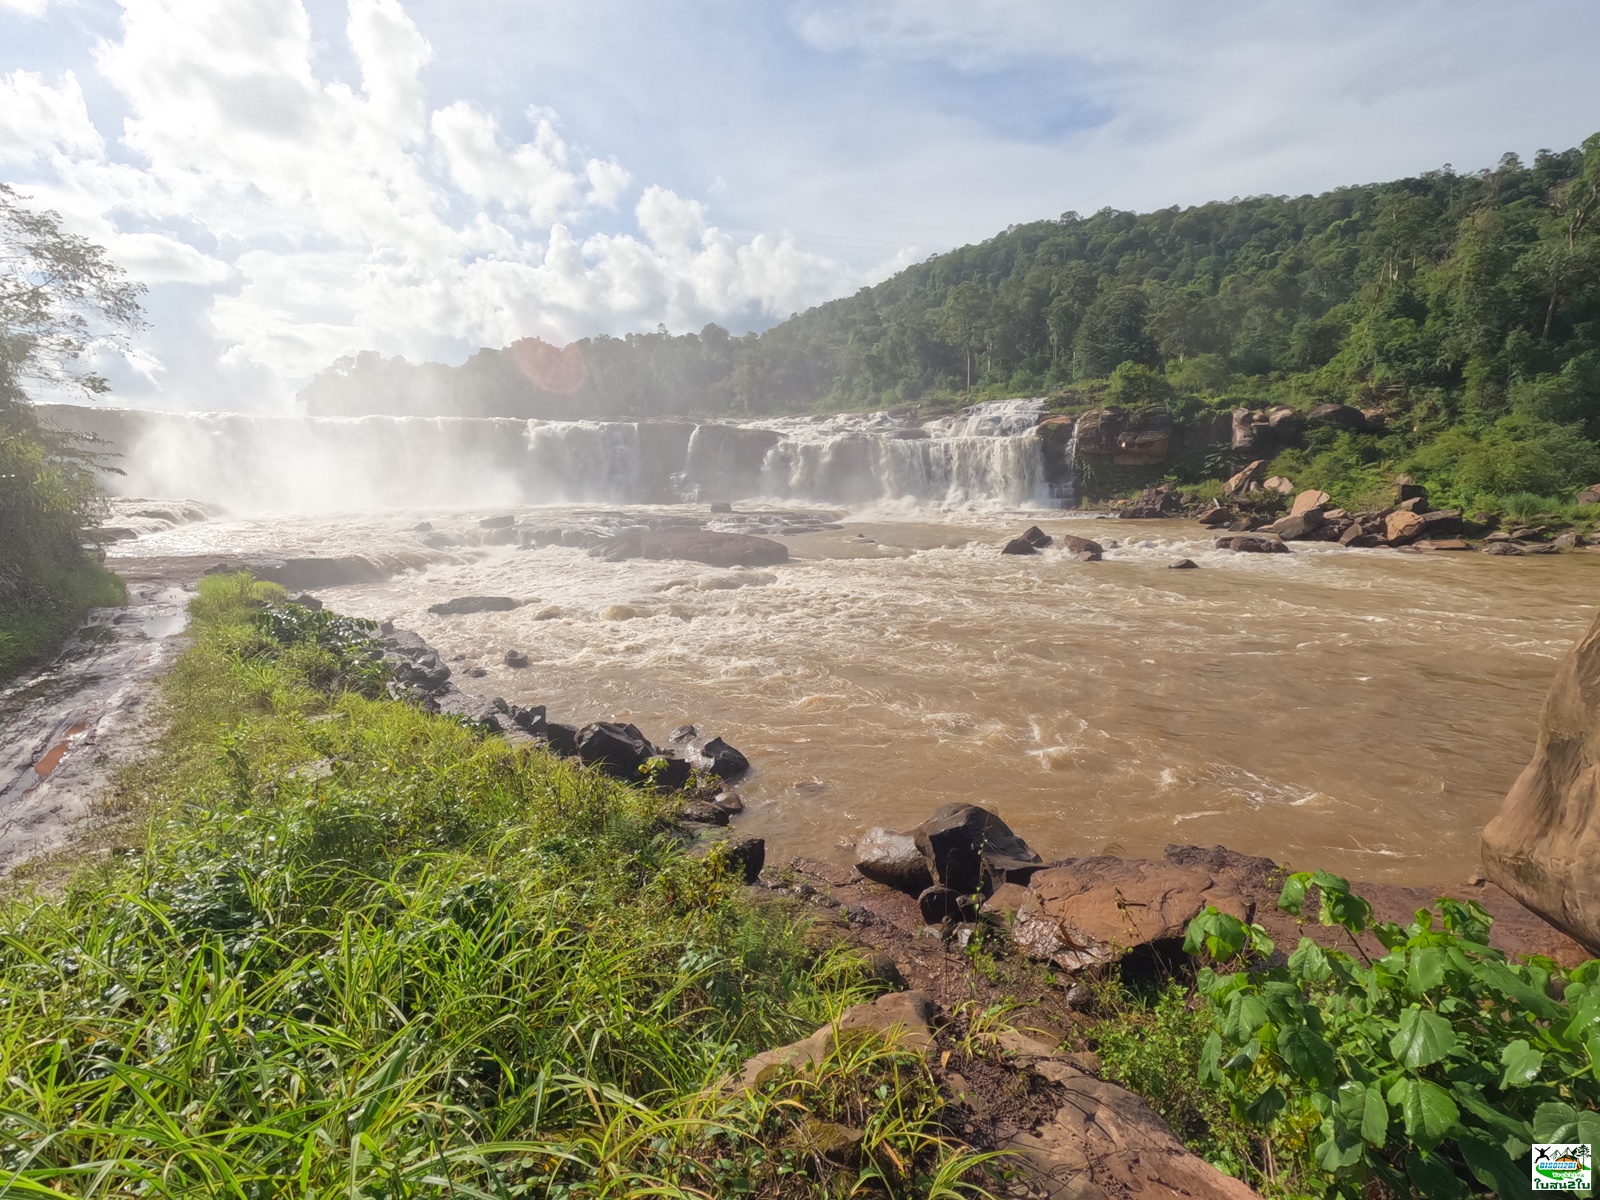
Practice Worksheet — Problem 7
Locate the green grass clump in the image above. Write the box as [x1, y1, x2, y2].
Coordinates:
[1087, 980, 1255, 1180]
[0, 556, 124, 681]
[0, 573, 990, 1197]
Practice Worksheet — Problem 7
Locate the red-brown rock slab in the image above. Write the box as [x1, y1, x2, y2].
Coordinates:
[1012, 857, 1252, 971]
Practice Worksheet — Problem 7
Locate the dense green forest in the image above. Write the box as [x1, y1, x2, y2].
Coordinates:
[305, 134, 1600, 511]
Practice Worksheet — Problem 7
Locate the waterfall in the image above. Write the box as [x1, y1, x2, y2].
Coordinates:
[37, 399, 1056, 513]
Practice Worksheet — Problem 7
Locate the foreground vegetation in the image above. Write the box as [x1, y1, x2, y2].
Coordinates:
[1094, 875, 1600, 1198]
[0, 574, 989, 1197]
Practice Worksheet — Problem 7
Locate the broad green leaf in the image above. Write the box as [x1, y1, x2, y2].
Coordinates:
[1451, 1083, 1531, 1154]
[1314, 1117, 1363, 1172]
[1222, 991, 1270, 1043]
[1244, 1085, 1285, 1125]
[1497, 1038, 1543, 1088]
[1288, 938, 1331, 984]
[1397, 1079, 1458, 1151]
[1406, 946, 1448, 995]
[1221, 1038, 1261, 1072]
[1389, 1006, 1456, 1069]
[1278, 873, 1308, 915]
[1534, 1100, 1579, 1142]
[1199, 1031, 1222, 1085]
[1458, 1130, 1524, 1200]
[1279, 1024, 1335, 1087]
[1336, 1081, 1389, 1147]
[1472, 961, 1560, 1019]
[1436, 896, 1493, 944]
[1406, 1148, 1466, 1199]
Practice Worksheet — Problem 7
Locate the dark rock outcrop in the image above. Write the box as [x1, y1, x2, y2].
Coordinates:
[1001, 537, 1038, 556]
[1058, 534, 1103, 560]
[686, 736, 750, 779]
[912, 802, 1043, 894]
[575, 721, 656, 780]
[1214, 534, 1288, 554]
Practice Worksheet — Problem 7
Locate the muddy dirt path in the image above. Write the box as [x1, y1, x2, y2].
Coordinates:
[0, 581, 192, 876]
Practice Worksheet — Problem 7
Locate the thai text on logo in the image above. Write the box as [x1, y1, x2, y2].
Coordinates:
[1533, 1143, 1593, 1193]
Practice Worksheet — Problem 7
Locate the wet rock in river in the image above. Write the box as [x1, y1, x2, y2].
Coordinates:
[686, 735, 750, 779]
[723, 836, 765, 883]
[428, 596, 520, 615]
[1213, 534, 1288, 553]
[1000, 537, 1037, 555]
[682, 800, 730, 825]
[504, 649, 529, 668]
[1167, 559, 1198, 569]
[1482, 542, 1525, 556]
[1057, 534, 1103, 560]
[1021, 525, 1053, 548]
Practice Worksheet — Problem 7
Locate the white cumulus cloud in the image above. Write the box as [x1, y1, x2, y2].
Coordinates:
[0, 0, 865, 409]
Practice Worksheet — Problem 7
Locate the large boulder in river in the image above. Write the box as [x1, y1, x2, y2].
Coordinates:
[912, 803, 1043, 894]
[1058, 534, 1103, 560]
[1214, 534, 1288, 554]
[1012, 857, 1251, 971]
[428, 596, 520, 615]
[686, 735, 750, 779]
[1482, 609, 1600, 953]
[855, 827, 934, 894]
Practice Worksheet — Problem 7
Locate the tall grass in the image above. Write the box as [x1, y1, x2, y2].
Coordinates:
[0, 574, 991, 1197]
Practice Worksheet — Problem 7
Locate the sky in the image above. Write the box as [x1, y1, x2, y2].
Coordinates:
[2, 0, 1597, 412]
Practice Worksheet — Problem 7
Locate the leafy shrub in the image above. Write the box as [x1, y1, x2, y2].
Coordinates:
[1184, 873, 1600, 1198]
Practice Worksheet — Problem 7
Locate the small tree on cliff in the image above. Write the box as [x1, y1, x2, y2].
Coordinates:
[1, 185, 145, 673]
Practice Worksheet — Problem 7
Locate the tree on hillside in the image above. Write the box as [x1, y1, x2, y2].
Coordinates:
[936, 280, 987, 395]
[1071, 285, 1156, 380]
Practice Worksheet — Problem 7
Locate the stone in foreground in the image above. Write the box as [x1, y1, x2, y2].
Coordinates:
[1482, 608, 1600, 953]
[1012, 857, 1250, 971]
[912, 802, 1043, 894]
[854, 827, 934, 894]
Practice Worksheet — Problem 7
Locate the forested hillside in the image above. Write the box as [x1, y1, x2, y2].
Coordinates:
[303, 135, 1600, 510]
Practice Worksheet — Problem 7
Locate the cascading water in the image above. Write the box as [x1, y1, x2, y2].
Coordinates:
[38, 398, 1059, 513]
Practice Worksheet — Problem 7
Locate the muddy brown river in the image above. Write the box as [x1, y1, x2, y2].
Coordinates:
[113, 506, 1600, 887]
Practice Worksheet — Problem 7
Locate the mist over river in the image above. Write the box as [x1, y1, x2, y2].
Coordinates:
[109, 504, 1600, 886]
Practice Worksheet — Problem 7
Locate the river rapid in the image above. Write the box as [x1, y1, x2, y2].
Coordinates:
[111, 503, 1600, 887]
